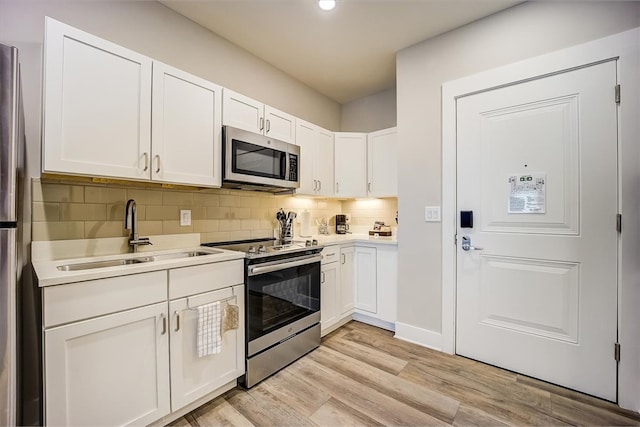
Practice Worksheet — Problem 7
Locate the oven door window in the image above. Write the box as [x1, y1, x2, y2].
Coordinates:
[247, 261, 320, 342]
[232, 139, 287, 180]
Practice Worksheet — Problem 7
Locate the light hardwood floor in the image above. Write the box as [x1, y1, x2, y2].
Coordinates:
[171, 321, 640, 426]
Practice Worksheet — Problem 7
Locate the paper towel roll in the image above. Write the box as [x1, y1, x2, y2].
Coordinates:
[300, 210, 312, 237]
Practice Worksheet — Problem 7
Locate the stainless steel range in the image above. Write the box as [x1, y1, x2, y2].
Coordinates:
[202, 238, 322, 387]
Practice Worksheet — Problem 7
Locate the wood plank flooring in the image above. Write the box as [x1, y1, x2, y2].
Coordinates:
[171, 321, 640, 426]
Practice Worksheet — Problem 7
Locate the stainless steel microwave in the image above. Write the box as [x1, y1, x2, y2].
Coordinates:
[222, 126, 300, 193]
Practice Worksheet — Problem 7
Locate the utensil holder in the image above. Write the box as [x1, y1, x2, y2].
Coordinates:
[279, 223, 293, 242]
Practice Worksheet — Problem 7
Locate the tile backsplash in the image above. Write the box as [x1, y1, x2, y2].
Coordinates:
[32, 179, 397, 242]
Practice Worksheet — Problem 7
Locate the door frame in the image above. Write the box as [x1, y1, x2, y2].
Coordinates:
[441, 28, 640, 410]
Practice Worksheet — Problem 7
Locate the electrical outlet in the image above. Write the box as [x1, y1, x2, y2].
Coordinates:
[180, 210, 192, 226]
[425, 206, 441, 222]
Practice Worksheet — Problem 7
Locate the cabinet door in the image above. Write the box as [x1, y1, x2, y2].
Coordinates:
[354, 246, 377, 313]
[169, 285, 245, 412]
[339, 246, 355, 315]
[222, 89, 263, 134]
[42, 18, 152, 180]
[265, 105, 296, 143]
[367, 127, 398, 197]
[334, 133, 367, 198]
[45, 303, 170, 426]
[152, 63, 222, 187]
[321, 262, 340, 333]
[315, 127, 335, 197]
[295, 120, 317, 195]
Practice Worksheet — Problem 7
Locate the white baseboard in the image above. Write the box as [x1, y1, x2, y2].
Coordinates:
[394, 322, 442, 351]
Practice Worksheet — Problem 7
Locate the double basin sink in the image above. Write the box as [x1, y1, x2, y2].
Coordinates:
[56, 250, 222, 272]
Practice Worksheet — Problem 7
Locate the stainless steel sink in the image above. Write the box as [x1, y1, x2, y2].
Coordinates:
[144, 250, 221, 262]
[56, 258, 148, 271]
[56, 249, 223, 271]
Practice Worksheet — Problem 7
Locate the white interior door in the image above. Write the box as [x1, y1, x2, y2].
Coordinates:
[456, 60, 618, 401]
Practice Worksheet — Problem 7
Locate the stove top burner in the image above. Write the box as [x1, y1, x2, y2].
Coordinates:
[202, 237, 321, 259]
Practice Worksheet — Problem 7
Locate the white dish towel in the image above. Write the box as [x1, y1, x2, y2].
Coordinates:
[197, 301, 222, 357]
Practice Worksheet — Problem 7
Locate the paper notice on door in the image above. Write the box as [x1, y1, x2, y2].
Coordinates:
[508, 173, 546, 214]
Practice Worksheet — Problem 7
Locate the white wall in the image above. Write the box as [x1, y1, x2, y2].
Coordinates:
[341, 87, 396, 132]
[396, 1, 640, 339]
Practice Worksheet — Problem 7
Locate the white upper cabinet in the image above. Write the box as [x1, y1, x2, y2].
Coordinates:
[42, 17, 153, 180]
[152, 63, 222, 187]
[223, 89, 296, 143]
[295, 120, 334, 196]
[367, 127, 397, 197]
[334, 132, 367, 198]
[42, 18, 222, 187]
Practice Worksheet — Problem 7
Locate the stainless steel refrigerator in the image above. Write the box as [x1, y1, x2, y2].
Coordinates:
[0, 42, 25, 427]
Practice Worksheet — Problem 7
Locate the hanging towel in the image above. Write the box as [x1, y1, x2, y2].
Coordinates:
[197, 301, 221, 357]
[221, 304, 239, 334]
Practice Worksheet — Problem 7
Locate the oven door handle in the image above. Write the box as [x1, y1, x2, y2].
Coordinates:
[248, 254, 322, 276]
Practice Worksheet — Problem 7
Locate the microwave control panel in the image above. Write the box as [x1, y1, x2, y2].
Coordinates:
[288, 154, 298, 182]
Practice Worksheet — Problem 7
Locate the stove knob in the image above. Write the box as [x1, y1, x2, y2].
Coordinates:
[248, 246, 256, 254]
[312, 239, 318, 246]
[305, 240, 312, 247]
[258, 245, 266, 253]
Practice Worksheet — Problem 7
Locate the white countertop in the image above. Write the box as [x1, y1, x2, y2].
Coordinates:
[32, 232, 396, 287]
[33, 236, 245, 287]
[33, 247, 245, 287]
[303, 233, 397, 246]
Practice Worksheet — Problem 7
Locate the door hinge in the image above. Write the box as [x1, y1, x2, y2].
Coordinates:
[614, 342, 621, 362]
[615, 84, 621, 104]
[616, 214, 622, 233]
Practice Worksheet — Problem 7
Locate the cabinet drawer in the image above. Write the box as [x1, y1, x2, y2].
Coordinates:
[322, 246, 340, 265]
[169, 260, 244, 299]
[43, 271, 167, 327]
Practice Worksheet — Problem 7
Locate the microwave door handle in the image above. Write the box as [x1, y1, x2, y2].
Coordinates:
[282, 152, 289, 181]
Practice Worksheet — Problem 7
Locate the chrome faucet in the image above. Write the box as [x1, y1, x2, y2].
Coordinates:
[125, 199, 152, 253]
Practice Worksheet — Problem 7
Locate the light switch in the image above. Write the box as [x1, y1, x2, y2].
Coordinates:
[425, 206, 441, 222]
[180, 210, 192, 226]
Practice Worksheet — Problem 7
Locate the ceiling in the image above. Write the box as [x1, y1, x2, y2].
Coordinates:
[160, 0, 523, 104]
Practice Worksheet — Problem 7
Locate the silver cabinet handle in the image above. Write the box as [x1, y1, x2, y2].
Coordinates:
[161, 314, 167, 335]
[368, 182, 372, 193]
[336, 182, 339, 193]
[142, 152, 149, 172]
[321, 271, 325, 283]
[461, 235, 483, 251]
[259, 117, 264, 131]
[174, 310, 180, 332]
[341, 253, 345, 264]
[318, 180, 322, 191]
[313, 180, 318, 191]
[266, 119, 271, 133]
[154, 155, 161, 174]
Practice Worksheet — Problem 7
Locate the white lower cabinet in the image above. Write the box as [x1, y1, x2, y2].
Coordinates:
[320, 261, 340, 332]
[354, 246, 377, 313]
[320, 245, 354, 336]
[339, 246, 355, 315]
[45, 302, 170, 426]
[169, 285, 244, 412]
[352, 244, 398, 331]
[42, 260, 245, 426]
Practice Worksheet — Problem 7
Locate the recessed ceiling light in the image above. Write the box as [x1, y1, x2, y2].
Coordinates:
[318, 0, 335, 11]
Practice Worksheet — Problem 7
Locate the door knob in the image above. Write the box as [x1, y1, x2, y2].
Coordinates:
[462, 235, 483, 251]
